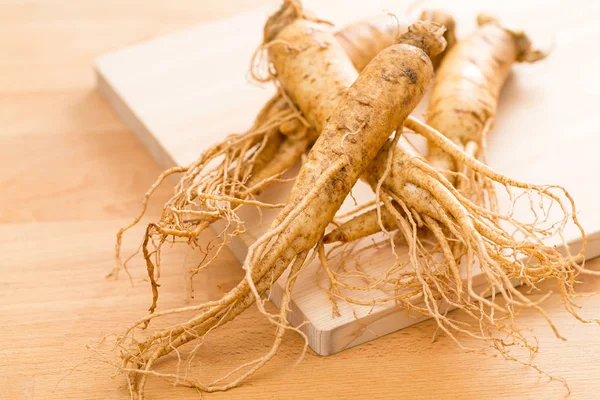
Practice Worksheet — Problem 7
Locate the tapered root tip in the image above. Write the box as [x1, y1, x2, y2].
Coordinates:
[420, 9, 456, 50]
[477, 13, 548, 63]
[401, 20, 447, 60]
[263, 0, 304, 43]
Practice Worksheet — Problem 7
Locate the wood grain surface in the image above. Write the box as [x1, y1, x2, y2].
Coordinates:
[2, 1, 600, 399]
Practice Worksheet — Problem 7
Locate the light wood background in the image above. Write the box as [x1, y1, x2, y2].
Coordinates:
[2, 1, 600, 399]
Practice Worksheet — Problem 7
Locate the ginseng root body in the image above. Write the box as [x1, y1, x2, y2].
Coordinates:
[427, 15, 546, 184]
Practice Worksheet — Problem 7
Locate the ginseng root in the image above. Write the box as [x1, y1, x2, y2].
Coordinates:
[427, 14, 547, 206]
[117, 3, 445, 396]
[329, 15, 549, 244]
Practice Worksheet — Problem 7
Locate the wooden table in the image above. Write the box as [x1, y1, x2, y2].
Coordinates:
[2, 1, 599, 399]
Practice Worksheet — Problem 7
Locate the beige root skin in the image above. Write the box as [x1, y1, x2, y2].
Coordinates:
[265, 14, 359, 135]
[427, 15, 547, 185]
[117, 5, 445, 395]
[324, 205, 399, 243]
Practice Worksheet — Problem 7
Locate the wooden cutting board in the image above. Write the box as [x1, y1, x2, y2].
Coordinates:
[95, 0, 600, 355]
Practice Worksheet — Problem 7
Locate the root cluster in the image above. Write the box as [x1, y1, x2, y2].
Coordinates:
[107, 2, 595, 398]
